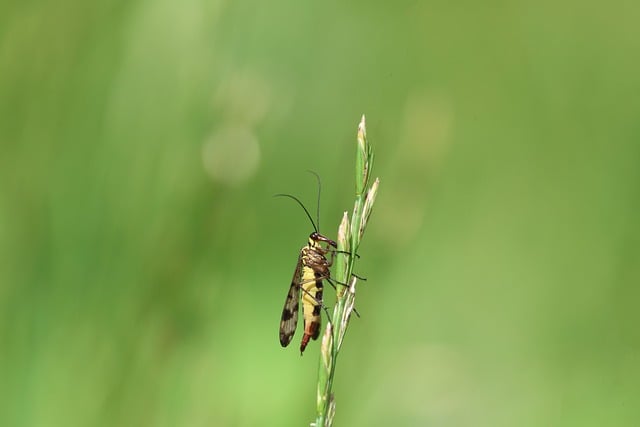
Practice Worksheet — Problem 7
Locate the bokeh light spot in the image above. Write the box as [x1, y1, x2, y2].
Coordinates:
[202, 126, 260, 186]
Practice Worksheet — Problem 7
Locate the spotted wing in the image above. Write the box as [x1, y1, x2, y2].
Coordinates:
[279, 254, 302, 347]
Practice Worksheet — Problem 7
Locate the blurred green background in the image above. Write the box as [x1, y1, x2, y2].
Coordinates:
[1, 0, 639, 426]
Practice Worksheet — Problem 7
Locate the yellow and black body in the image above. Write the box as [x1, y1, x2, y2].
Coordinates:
[279, 231, 336, 354]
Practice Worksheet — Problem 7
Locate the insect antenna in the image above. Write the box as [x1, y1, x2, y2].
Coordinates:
[306, 170, 322, 232]
[273, 193, 318, 233]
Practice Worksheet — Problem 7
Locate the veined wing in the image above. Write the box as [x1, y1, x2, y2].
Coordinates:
[279, 254, 302, 347]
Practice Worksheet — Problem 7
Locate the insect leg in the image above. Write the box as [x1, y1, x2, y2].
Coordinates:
[332, 249, 360, 259]
[326, 249, 360, 268]
[325, 277, 361, 318]
[326, 273, 364, 288]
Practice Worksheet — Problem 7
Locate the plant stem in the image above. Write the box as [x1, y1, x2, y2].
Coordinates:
[314, 115, 379, 427]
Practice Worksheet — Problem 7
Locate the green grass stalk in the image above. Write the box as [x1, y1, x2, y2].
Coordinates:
[313, 115, 379, 426]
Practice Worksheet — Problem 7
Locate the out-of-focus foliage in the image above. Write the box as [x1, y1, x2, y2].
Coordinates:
[1, 0, 639, 426]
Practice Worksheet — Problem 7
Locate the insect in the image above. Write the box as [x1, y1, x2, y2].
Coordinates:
[276, 174, 337, 354]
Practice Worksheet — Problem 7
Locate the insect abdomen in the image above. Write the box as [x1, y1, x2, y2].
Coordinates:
[300, 265, 323, 353]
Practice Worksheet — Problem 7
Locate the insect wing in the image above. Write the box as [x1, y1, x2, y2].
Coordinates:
[279, 255, 302, 347]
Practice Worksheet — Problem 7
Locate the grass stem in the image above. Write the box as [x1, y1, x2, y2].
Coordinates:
[314, 115, 379, 426]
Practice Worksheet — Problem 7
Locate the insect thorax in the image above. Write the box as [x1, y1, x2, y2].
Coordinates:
[302, 245, 326, 261]
[301, 245, 329, 272]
